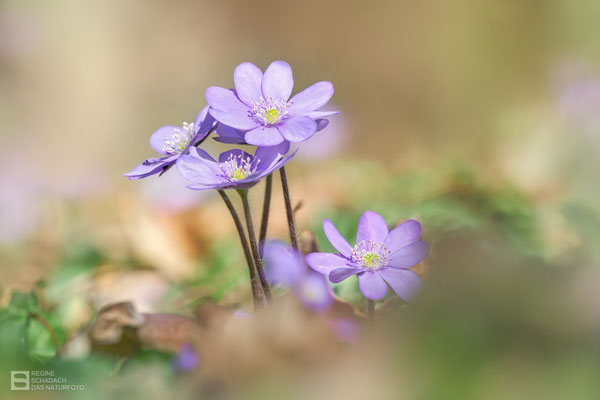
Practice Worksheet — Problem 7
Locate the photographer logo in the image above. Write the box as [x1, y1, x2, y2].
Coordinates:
[10, 371, 30, 391]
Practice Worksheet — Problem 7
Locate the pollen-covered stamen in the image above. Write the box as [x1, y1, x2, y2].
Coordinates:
[249, 96, 291, 125]
[351, 240, 391, 269]
[219, 154, 259, 182]
[162, 122, 196, 155]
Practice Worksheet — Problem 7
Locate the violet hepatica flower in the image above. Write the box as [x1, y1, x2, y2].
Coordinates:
[264, 241, 333, 312]
[173, 343, 199, 372]
[205, 61, 338, 146]
[306, 211, 429, 301]
[177, 142, 295, 190]
[124, 106, 216, 180]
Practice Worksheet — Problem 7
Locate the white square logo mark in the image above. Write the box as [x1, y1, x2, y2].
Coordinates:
[11, 371, 30, 391]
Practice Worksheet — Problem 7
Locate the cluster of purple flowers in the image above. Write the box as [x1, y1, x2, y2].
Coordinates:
[126, 60, 429, 321]
[125, 61, 335, 186]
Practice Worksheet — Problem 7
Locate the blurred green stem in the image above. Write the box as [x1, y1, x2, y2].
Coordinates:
[239, 190, 273, 302]
[259, 174, 273, 255]
[279, 166, 299, 250]
[218, 190, 265, 308]
[367, 299, 375, 323]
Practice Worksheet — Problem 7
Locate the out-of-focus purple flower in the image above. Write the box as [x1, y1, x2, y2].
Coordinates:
[206, 61, 338, 146]
[176, 142, 295, 191]
[263, 240, 305, 286]
[327, 318, 360, 344]
[124, 106, 216, 180]
[294, 104, 347, 161]
[295, 272, 334, 312]
[0, 172, 40, 245]
[263, 241, 333, 312]
[556, 65, 600, 134]
[306, 211, 429, 301]
[173, 343, 198, 372]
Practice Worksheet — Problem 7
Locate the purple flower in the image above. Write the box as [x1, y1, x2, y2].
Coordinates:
[173, 343, 198, 372]
[213, 113, 331, 145]
[306, 211, 429, 301]
[124, 106, 216, 180]
[294, 103, 347, 161]
[263, 241, 333, 312]
[176, 142, 295, 190]
[205, 61, 338, 146]
[327, 318, 360, 344]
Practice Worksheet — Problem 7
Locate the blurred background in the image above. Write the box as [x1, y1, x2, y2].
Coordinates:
[1, 0, 599, 399]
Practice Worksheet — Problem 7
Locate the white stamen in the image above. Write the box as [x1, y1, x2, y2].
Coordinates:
[219, 154, 259, 182]
[351, 240, 391, 269]
[249, 96, 292, 125]
[162, 122, 196, 155]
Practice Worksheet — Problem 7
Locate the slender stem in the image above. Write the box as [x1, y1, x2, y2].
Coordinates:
[367, 299, 375, 323]
[259, 174, 273, 255]
[279, 166, 298, 250]
[218, 190, 265, 308]
[239, 190, 273, 302]
[29, 313, 60, 353]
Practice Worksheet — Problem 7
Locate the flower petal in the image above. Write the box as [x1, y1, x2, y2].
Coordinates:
[305, 252, 350, 276]
[234, 62, 263, 106]
[193, 108, 216, 143]
[208, 108, 258, 130]
[193, 105, 210, 128]
[277, 116, 317, 142]
[329, 267, 363, 284]
[123, 156, 176, 180]
[176, 154, 224, 185]
[214, 124, 246, 144]
[384, 220, 422, 252]
[205, 87, 248, 112]
[213, 136, 247, 144]
[356, 211, 388, 244]
[305, 110, 340, 119]
[323, 219, 352, 258]
[150, 126, 180, 155]
[288, 81, 334, 113]
[206, 87, 258, 130]
[187, 182, 233, 191]
[316, 119, 329, 132]
[254, 149, 297, 180]
[263, 241, 305, 286]
[188, 146, 216, 162]
[377, 267, 422, 301]
[253, 141, 290, 172]
[218, 149, 253, 164]
[295, 272, 333, 312]
[388, 241, 430, 268]
[244, 126, 285, 146]
[358, 271, 388, 300]
[261, 61, 293, 101]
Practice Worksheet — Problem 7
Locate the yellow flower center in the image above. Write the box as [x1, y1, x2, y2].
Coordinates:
[232, 168, 248, 181]
[265, 108, 278, 123]
[362, 252, 380, 268]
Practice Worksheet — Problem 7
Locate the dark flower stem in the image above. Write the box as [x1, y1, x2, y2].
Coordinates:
[218, 190, 265, 308]
[239, 190, 273, 302]
[279, 166, 298, 250]
[367, 299, 375, 323]
[259, 174, 273, 255]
